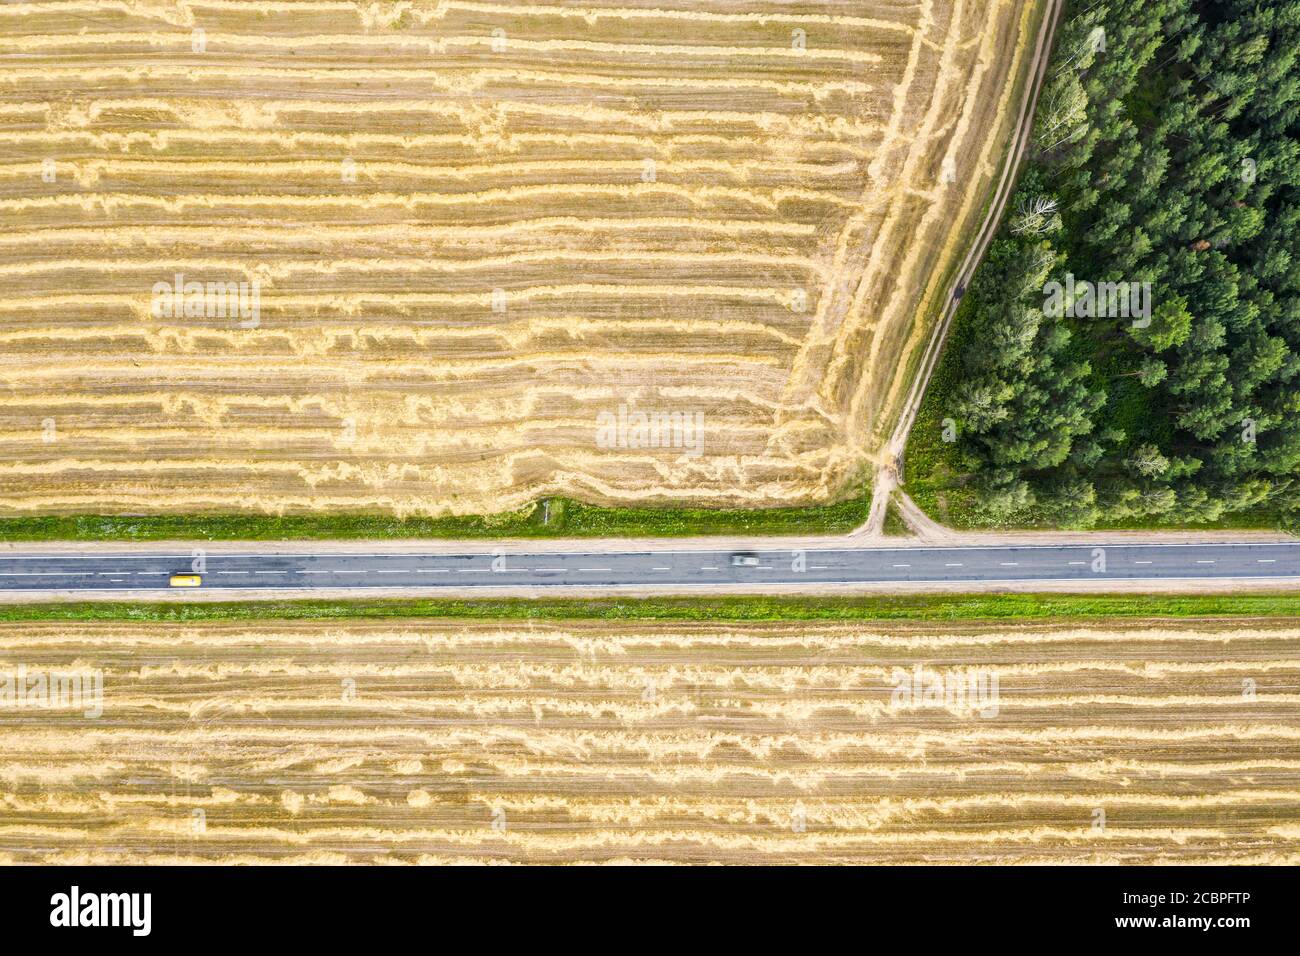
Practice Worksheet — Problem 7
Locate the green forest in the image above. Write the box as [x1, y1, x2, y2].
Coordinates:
[906, 0, 1300, 530]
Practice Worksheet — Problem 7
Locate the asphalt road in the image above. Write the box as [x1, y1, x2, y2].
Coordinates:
[0, 542, 1296, 591]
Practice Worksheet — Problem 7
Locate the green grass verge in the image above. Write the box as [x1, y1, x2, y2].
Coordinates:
[5, 592, 1299, 624]
[902, 292, 983, 529]
[0, 487, 871, 542]
[882, 499, 909, 536]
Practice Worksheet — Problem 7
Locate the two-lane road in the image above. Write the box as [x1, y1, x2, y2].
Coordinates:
[0, 542, 1296, 591]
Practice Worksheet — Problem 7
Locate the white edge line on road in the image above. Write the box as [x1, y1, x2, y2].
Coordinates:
[1, 542, 1296, 560]
[6, 576, 1300, 594]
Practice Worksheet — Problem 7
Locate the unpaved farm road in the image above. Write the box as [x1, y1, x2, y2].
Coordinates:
[861, 0, 1064, 535]
[1, 541, 1297, 593]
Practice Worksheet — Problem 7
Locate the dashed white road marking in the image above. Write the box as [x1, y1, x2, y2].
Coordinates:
[578, 568, 611, 572]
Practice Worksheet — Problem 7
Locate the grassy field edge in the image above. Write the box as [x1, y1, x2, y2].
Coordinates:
[5, 591, 1300, 624]
[0, 485, 873, 542]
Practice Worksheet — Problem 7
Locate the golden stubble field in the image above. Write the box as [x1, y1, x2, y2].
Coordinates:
[1, 616, 1297, 864]
[0, 0, 1041, 517]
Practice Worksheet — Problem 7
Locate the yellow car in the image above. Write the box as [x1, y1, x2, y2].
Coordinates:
[168, 574, 203, 588]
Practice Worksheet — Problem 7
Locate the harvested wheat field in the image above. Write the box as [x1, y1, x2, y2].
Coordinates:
[0, 0, 1043, 517]
[1, 615, 1297, 864]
